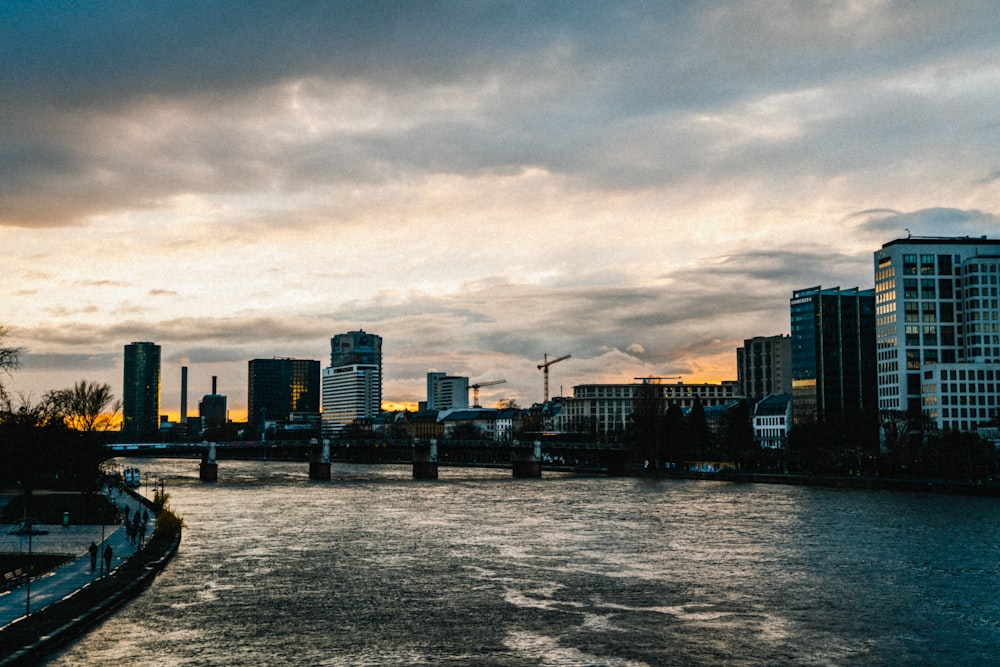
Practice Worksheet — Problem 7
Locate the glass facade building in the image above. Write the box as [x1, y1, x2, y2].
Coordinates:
[122, 341, 161, 442]
[247, 358, 321, 429]
[790, 286, 876, 427]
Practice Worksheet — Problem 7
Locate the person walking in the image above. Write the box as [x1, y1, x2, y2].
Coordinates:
[89, 542, 98, 570]
[103, 543, 113, 575]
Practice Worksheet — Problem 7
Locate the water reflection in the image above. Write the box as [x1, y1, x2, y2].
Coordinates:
[50, 458, 1000, 666]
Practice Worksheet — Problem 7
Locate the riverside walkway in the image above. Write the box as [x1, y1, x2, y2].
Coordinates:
[0, 488, 155, 629]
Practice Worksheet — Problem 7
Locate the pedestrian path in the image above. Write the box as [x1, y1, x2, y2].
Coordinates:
[0, 489, 156, 629]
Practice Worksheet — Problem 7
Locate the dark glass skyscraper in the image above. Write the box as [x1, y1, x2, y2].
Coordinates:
[248, 358, 321, 429]
[122, 341, 161, 442]
[790, 286, 876, 429]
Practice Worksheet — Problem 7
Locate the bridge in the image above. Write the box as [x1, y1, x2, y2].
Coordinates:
[105, 439, 635, 481]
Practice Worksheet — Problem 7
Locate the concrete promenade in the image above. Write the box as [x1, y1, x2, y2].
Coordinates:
[0, 488, 156, 630]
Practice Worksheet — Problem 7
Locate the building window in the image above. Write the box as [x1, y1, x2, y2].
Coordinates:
[922, 302, 936, 322]
[940, 302, 954, 322]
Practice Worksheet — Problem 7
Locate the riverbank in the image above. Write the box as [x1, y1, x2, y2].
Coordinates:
[652, 468, 1000, 496]
[0, 489, 181, 666]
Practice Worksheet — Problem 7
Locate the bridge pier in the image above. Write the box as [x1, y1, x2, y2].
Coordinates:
[413, 439, 438, 479]
[511, 440, 543, 478]
[309, 440, 331, 480]
[199, 442, 219, 482]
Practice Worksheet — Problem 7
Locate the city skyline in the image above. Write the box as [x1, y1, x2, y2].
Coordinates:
[4, 3, 1000, 417]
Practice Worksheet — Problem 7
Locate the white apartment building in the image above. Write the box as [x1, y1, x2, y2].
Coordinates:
[321, 364, 381, 435]
[874, 237, 1000, 428]
[752, 394, 792, 449]
[920, 363, 1000, 433]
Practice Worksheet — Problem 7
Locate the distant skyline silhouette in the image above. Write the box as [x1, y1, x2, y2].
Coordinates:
[4, 3, 999, 414]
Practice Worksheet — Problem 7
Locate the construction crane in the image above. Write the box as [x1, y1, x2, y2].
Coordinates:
[634, 376, 682, 384]
[538, 353, 571, 402]
[469, 379, 505, 408]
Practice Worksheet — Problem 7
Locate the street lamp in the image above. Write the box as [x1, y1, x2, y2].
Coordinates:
[98, 501, 107, 578]
[10, 516, 48, 617]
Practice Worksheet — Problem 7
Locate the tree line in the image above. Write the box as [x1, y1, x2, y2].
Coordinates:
[1, 328, 120, 491]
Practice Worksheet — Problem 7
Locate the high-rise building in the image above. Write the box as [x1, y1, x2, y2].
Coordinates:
[248, 358, 321, 429]
[874, 236, 1000, 428]
[790, 286, 876, 427]
[736, 335, 792, 403]
[427, 372, 469, 410]
[875, 238, 1000, 412]
[330, 330, 382, 368]
[322, 331, 382, 435]
[122, 341, 161, 442]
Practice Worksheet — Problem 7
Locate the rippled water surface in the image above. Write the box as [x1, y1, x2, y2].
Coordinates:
[50, 458, 1000, 666]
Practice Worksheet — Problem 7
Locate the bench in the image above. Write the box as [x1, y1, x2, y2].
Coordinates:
[2, 569, 27, 591]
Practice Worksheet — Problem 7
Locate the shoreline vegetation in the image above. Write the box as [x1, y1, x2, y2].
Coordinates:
[0, 488, 182, 666]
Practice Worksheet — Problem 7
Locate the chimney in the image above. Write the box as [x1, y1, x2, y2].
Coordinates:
[181, 366, 188, 423]
[212, 375, 218, 395]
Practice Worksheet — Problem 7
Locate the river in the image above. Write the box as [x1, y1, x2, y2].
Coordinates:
[48, 458, 1000, 665]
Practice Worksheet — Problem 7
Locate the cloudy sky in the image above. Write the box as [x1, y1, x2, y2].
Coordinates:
[4, 1, 1000, 419]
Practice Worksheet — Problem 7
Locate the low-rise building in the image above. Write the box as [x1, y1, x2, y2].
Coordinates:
[753, 394, 792, 449]
[438, 408, 519, 441]
[557, 381, 742, 435]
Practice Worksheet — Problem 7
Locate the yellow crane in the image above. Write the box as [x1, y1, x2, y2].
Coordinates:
[537, 353, 571, 402]
[469, 379, 506, 408]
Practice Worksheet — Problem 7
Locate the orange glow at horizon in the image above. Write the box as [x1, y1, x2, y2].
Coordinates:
[382, 401, 419, 412]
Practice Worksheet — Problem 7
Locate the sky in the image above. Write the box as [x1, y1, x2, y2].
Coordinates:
[4, 1, 1000, 420]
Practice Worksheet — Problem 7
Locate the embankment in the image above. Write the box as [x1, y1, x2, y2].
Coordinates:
[0, 490, 181, 666]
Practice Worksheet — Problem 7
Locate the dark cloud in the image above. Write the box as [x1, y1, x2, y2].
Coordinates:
[3, 2, 1000, 226]
[5, 2, 1000, 406]
[21, 352, 118, 372]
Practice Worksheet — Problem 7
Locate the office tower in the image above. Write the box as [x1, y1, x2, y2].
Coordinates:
[248, 358, 321, 429]
[427, 372, 470, 410]
[875, 236, 1000, 429]
[330, 330, 382, 367]
[736, 335, 792, 403]
[322, 331, 383, 435]
[790, 286, 876, 427]
[122, 341, 161, 442]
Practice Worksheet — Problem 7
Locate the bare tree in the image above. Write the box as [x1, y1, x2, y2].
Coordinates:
[0, 325, 22, 401]
[46, 380, 122, 432]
